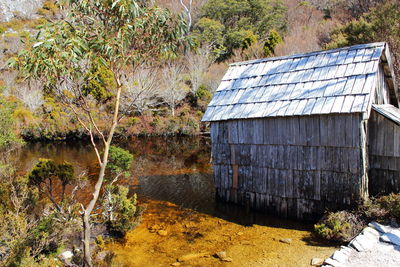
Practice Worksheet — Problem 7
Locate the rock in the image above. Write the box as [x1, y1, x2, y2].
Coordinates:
[241, 240, 252, 245]
[380, 233, 400, 246]
[171, 262, 181, 266]
[354, 234, 375, 251]
[390, 218, 399, 228]
[215, 251, 227, 259]
[214, 252, 233, 263]
[178, 252, 209, 262]
[59, 250, 73, 260]
[310, 257, 324, 266]
[324, 257, 345, 267]
[349, 239, 365, 252]
[368, 221, 388, 234]
[279, 238, 292, 244]
[361, 227, 380, 240]
[222, 257, 233, 262]
[339, 246, 354, 256]
[237, 232, 244, 236]
[331, 250, 348, 263]
[157, 230, 168, 236]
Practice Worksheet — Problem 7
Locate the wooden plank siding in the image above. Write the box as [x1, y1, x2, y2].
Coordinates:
[211, 113, 364, 220]
[368, 110, 400, 195]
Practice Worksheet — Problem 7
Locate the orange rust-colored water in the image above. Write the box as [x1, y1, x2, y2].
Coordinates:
[107, 199, 336, 267]
[17, 137, 337, 266]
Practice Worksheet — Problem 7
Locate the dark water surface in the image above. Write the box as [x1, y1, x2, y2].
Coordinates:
[17, 136, 213, 209]
[17, 136, 312, 229]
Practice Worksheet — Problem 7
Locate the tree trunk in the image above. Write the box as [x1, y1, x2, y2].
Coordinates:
[82, 145, 109, 267]
[82, 86, 122, 266]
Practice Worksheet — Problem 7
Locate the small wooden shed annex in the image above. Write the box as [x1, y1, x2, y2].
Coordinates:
[202, 42, 400, 220]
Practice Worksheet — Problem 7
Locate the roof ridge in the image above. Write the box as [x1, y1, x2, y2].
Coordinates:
[230, 42, 386, 67]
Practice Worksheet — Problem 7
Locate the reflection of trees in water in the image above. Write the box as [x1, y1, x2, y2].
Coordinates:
[17, 137, 211, 177]
[16, 137, 212, 208]
[121, 136, 212, 177]
[15, 141, 98, 177]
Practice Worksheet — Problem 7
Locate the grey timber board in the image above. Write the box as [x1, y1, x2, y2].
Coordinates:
[368, 109, 400, 195]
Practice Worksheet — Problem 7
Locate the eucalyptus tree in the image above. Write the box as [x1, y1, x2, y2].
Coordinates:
[8, 0, 186, 265]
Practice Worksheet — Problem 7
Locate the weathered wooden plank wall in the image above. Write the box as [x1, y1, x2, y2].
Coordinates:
[368, 110, 400, 195]
[211, 114, 364, 220]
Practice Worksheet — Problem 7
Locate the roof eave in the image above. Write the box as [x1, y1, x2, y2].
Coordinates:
[382, 43, 399, 107]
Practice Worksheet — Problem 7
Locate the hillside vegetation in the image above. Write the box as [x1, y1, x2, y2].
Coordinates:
[0, 0, 398, 141]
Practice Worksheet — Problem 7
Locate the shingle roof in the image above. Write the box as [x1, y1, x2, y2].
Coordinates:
[202, 42, 392, 122]
[372, 104, 400, 125]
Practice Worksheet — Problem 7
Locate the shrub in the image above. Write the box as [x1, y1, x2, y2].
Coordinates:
[102, 185, 143, 237]
[128, 117, 140, 126]
[377, 194, 400, 221]
[314, 210, 363, 243]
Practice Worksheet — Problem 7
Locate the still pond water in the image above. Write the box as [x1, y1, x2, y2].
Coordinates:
[17, 136, 314, 227]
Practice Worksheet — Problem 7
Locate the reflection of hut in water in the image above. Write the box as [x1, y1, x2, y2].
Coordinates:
[202, 42, 400, 220]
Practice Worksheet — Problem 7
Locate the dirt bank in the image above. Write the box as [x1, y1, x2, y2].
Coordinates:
[106, 199, 337, 267]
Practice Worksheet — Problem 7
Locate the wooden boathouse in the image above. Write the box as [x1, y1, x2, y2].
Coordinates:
[202, 42, 400, 220]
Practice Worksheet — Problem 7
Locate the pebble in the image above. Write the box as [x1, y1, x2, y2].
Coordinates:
[215, 251, 233, 262]
[279, 238, 292, 244]
[157, 230, 168, 236]
[311, 257, 324, 266]
[171, 262, 181, 266]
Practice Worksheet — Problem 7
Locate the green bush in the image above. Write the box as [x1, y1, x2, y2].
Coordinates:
[107, 146, 134, 177]
[102, 185, 143, 237]
[377, 194, 400, 221]
[0, 96, 23, 150]
[314, 210, 363, 243]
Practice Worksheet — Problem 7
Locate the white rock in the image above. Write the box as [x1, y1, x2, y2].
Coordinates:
[311, 257, 324, 266]
[368, 221, 388, 234]
[339, 246, 355, 256]
[380, 233, 400, 246]
[350, 239, 365, 252]
[362, 227, 380, 240]
[332, 250, 348, 263]
[60, 250, 74, 260]
[354, 234, 375, 251]
[324, 257, 346, 267]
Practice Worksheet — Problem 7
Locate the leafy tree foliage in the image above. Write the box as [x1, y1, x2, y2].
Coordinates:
[102, 146, 140, 236]
[0, 97, 23, 151]
[263, 29, 283, 56]
[9, 1, 186, 265]
[195, 0, 287, 59]
[107, 145, 134, 178]
[102, 185, 141, 236]
[28, 159, 75, 210]
[192, 17, 226, 58]
[82, 64, 117, 103]
[325, 0, 400, 85]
